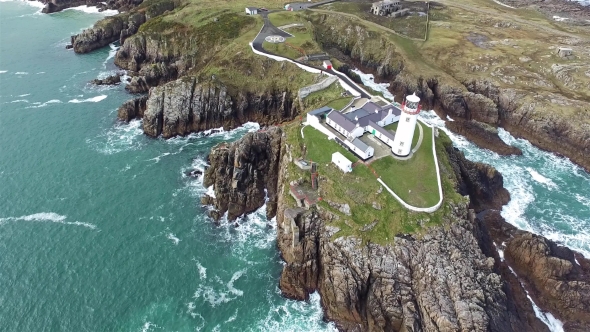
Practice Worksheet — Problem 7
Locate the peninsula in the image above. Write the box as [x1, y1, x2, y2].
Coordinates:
[49, 0, 590, 330]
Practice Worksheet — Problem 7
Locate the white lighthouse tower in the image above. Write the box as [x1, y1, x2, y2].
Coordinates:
[392, 93, 421, 157]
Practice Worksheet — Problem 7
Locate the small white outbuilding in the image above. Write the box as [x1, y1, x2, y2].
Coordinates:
[245, 7, 258, 15]
[332, 152, 352, 173]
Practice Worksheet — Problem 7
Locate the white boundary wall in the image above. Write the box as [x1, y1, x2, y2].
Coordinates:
[250, 43, 366, 98]
[377, 119, 443, 213]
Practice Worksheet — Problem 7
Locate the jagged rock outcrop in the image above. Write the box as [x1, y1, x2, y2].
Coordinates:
[201, 127, 283, 221]
[446, 120, 522, 156]
[278, 206, 548, 332]
[117, 95, 147, 122]
[444, 146, 511, 212]
[91, 73, 122, 85]
[479, 210, 590, 332]
[41, 0, 142, 14]
[133, 77, 298, 138]
[70, 0, 174, 54]
[71, 12, 146, 54]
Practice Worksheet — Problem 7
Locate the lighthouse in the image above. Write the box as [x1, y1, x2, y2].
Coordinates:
[392, 93, 421, 157]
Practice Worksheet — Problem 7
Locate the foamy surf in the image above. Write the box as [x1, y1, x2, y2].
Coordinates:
[351, 68, 395, 101]
[0, 212, 97, 230]
[414, 109, 590, 258]
[166, 233, 180, 245]
[26, 99, 62, 108]
[87, 119, 144, 154]
[526, 167, 559, 190]
[68, 95, 107, 103]
[0, 70, 8, 74]
[63, 5, 118, 16]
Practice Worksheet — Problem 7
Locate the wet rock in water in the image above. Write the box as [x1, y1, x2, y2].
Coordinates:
[446, 120, 522, 156]
[91, 74, 122, 86]
[65, 44, 73, 49]
[185, 169, 202, 178]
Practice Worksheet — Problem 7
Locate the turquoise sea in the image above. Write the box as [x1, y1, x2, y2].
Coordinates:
[0, 2, 588, 332]
[0, 2, 336, 331]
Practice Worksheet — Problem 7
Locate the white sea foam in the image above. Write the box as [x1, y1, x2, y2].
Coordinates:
[526, 167, 558, 190]
[26, 99, 62, 108]
[64, 5, 118, 15]
[0, 70, 7, 74]
[351, 68, 395, 101]
[227, 270, 245, 296]
[104, 43, 119, 65]
[195, 261, 207, 279]
[15, 72, 29, 75]
[224, 309, 238, 323]
[0, 212, 97, 230]
[68, 95, 107, 103]
[166, 233, 180, 245]
[87, 119, 144, 155]
[575, 193, 590, 208]
[4, 0, 45, 8]
[526, 292, 564, 332]
[10, 99, 29, 103]
[257, 291, 338, 331]
[140, 321, 158, 332]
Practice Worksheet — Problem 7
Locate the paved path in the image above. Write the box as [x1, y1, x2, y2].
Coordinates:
[277, 23, 304, 29]
[252, 12, 371, 99]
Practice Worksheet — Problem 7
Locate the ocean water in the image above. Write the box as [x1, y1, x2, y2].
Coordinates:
[0, 2, 336, 331]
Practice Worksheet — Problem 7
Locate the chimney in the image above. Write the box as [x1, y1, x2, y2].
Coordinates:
[355, 116, 359, 121]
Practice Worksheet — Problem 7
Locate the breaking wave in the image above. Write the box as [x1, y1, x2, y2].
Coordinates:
[0, 212, 97, 230]
[86, 119, 145, 155]
[68, 95, 107, 103]
[417, 110, 590, 257]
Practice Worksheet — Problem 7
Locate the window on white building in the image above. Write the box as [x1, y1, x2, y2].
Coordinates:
[399, 142, 404, 147]
[397, 149, 402, 154]
[405, 117, 410, 122]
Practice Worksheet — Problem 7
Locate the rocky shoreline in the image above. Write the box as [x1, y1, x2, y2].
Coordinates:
[51, 1, 590, 330]
[201, 127, 590, 331]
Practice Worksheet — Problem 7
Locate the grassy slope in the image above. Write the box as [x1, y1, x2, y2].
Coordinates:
[284, 123, 465, 245]
[371, 124, 439, 207]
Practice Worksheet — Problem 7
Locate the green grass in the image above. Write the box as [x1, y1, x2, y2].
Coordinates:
[301, 126, 357, 163]
[371, 124, 439, 207]
[302, 81, 348, 111]
[283, 122, 466, 245]
[263, 23, 322, 59]
[325, 97, 353, 110]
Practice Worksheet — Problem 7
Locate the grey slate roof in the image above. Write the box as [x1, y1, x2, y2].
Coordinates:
[351, 138, 371, 152]
[309, 106, 333, 116]
[368, 121, 396, 141]
[345, 108, 370, 121]
[362, 102, 381, 113]
[327, 110, 357, 132]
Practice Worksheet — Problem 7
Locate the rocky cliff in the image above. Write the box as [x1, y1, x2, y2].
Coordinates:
[122, 76, 299, 138]
[41, 0, 141, 14]
[201, 127, 590, 331]
[201, 127, 283, 221]
[70, 0, 175, 54]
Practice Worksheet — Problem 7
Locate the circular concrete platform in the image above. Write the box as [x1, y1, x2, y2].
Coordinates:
[265, 35, 285, 43]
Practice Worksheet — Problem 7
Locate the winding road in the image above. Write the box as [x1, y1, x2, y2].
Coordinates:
[252, 12, 371, 99]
